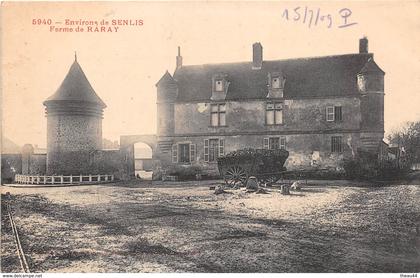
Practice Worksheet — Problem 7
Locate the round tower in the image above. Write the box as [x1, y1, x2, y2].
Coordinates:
[156, 70, 177, 137]
[43, 55, 106, 175]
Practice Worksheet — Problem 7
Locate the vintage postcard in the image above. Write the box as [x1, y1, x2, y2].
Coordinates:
[1, 0, 419, 275]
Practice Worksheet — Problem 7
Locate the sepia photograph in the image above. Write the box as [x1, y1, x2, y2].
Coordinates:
[1, 1, 419, 275]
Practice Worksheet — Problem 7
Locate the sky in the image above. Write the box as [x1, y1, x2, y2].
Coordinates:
[2, 1, 420, 148]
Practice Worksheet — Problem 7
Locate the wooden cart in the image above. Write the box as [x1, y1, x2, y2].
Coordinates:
[217, 148, 289, 187]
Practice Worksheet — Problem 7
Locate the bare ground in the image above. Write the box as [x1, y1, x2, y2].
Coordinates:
[1, 181, 419, 273]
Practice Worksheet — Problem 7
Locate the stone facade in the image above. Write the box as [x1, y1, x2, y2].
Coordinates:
[150, 38, 385, 178]
[46, 114, 103, 175]
[2, 145, 47, 183]
[158, 133, 361, 177]
[89, 150, 126, 179]
[22, 154, 46, 175]
[21, 144, 46, 175]
[173, 98, 362, 134]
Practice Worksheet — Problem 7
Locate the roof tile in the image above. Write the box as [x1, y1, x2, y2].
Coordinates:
[44, 60, 106, 108]
[173, 53, 383, 101]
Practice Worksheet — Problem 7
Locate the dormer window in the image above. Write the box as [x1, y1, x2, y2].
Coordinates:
[272, 77, 281, 89]
[211, 73, 228, 101]
[215, 80, 224, 92]
[357, 74, 366, 92]
[267, 72, 285, 98]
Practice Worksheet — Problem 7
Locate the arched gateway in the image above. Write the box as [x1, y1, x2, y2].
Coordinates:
[120, 135, 157, 179]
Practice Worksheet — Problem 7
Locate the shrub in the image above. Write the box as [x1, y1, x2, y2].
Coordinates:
[343, 151, 409, 180]
[281, 169, 345, 180]
[166, 165, 202, 181]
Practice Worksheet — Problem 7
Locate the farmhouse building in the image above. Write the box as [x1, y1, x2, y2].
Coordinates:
[151, 38, 385, 177]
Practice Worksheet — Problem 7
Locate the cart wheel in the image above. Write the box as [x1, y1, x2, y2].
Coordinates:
[224, 166, 248, 187]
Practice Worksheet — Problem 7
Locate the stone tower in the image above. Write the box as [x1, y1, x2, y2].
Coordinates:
[43, 55, 106, 175]
[155, 70, 177, 156]
[156, 71, 177, 137]
[356, 38, 385, 153]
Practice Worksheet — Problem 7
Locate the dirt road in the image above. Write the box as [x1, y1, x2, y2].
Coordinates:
[1, 182, 419, 272]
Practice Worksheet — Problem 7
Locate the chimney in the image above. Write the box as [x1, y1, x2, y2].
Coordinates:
[359, 37, 368, 54]
[176, 46, 182, 69]
[252, 42, 263, 69]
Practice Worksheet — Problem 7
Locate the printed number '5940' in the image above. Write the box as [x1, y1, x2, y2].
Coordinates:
[32, 19, 52, 25]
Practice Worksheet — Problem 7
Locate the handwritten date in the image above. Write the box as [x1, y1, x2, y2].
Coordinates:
[282, 7, 357, 29]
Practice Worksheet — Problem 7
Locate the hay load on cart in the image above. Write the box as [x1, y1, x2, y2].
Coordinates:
[217, 148, 289, 187]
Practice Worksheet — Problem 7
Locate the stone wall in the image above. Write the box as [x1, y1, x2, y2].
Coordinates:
[46, 114, 102, 175]
[90, 150, 126, 180]
[24, 154, 46, 175]
[21, 144, 47, 175]
[154, 97, 363, 177]
[2, 148, 128, 182]
[360, 93, 384, 131]
[150, 96, 384, 178]
[155, 132, 361, 178]
[174, 97, 361, 135]
[44, 149, 128, 179]
[47, 151, 91, 175]
[47, 115, 102, 152]
[156, 75, 177, 137]
[157, 103, 175, 136]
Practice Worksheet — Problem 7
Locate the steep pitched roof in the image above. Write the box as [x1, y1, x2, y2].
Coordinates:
[173, 53, 383, 101]
[359, 57, 385, 74]
[156, 70, 177, 87]
[44, 59, 106, 108]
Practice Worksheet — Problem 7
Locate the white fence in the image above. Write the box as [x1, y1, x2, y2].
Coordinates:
[14, 174, 114, 185]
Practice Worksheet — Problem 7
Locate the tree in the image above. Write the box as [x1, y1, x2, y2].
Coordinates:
[102, 138, 119, 149]
[388, 121, 420, 166]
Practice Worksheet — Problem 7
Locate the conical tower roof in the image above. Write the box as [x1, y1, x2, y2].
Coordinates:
[156, 70, 177, 87]
[44, 56, 106, 108]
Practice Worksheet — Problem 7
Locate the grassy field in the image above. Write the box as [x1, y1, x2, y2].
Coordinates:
[1, 181, 419, 272]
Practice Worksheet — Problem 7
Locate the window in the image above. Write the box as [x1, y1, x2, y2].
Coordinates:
[190, 144, 196, 162]
[263, 137, 286, 150]
[326, 106, 335, 122]
[269, 138, 279, 149]
[172, 143, 196, 163]
[272, 77, 280, 89]
[280, 137, 286, 150]
[331, 136, 343, 153]
[326, 106, 342, 122]
[204, 138, 225, 162]
[215, 80, 224, 92]
[209, 139, 219, 162]
[266, 102, 283, 125]
[172, 144, 178, 163]
[357, 74, 366, 92]
[179, 143, 190, 163]
[210, 103, 226, 126]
